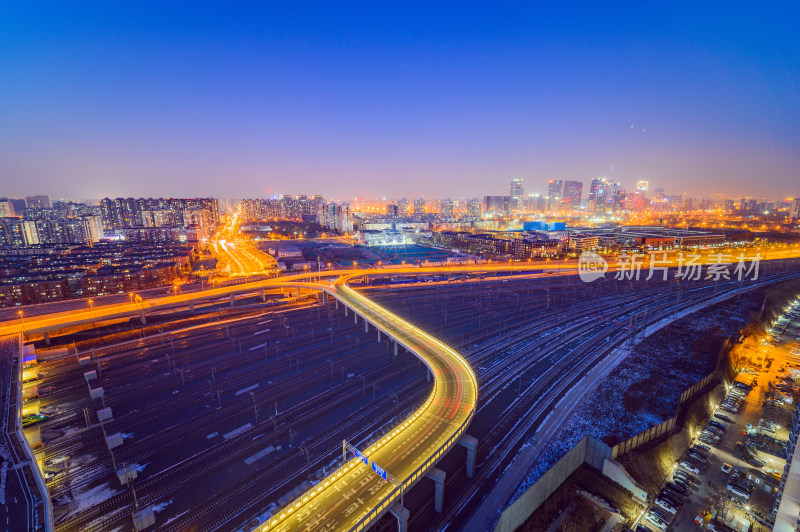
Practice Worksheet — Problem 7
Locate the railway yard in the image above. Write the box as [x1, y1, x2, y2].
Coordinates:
[23, 259, 800, 532]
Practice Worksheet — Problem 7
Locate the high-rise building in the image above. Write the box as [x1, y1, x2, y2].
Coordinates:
[466, 198, 481, 217]
[0, 199, 15, 217]
[526, 194, 545, 211]
[386, 204, 399, 217]
[510, 178, 524, 200]
[8, 199, 26, 215]
[483, 196, 509, 213]
[82, 215, 103, 243]
[397, 198, 409, 217]
[790, 198, 800, 220]
[562, 181, 583, 209]
[547, 180, 562, 210]
[440, 199, 454, 218]
[25, 195, 51, 209]
[338, 203, 353, 233]
[636, 180, 649, 196]
[21, 220, 40, 246]
[587, 178, 610, 212]
[0, 219, 26, 246]
[413, 198, 426, 215]
[612, 183, 625, 211]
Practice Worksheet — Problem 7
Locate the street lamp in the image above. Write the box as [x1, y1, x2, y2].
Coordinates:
[88, 298, 97, 331]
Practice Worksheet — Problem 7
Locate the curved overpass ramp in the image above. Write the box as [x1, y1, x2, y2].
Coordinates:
[258, 279, 477, 531]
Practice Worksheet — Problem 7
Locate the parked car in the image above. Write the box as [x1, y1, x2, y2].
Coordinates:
[727, 485, 751, 499]
[670, 479, 692, 493]
[659, 490, 683, 506]
[650, 506, 673, 521]
[675, 470, 698, 484]
[715, 413, 734, 423]
[646, 513, 668, 530]
[666, 481, 689, 496]
[729, 480, 752, 494]
[679, 461, 700, 474]
[654, 498, 678, 514]
[688, 450, 708, 463]
[695, 443, 712, 453]
[699, 434, 719, 446]
[721, 463, 732, 473]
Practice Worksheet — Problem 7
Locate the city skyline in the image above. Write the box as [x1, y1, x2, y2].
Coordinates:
[2, 4, 799, 200]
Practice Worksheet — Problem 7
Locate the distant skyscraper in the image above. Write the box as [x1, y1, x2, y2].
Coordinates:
[789, 198, 800, 220]
[587, 178, 611, 211]
[25, 195, 51, 209]
[10, 198, 27, 215]
[440, 199, 454, 218]
[0, 199, 15, 217]
[510, 178, 524, 200]
[338, 203, 353, 232]
[612, 183, 625, 211]
[21, 220, 40, 246]
[386, 204, 399, 217]
[562, 181, 583, 209]
[397, 198, 409, 217]
[82, 215, 103, 243]
[413, 198, 426, 215]
[526, 194, 545, 211]
[636, 180, 649, 196]
[483, 196, 509, 213]
[547, 179, 562, 210]
[466, 198, 481, 217]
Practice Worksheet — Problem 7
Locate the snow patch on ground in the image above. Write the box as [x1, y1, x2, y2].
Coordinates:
[150, 498, 173, 513]
[73, 482, 118, 512]
[510, 290, 765, 502]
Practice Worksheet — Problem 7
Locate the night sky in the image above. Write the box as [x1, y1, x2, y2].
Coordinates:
[1, 3, 798, 200]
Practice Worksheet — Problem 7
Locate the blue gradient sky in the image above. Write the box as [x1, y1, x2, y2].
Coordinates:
[1, 3, 798, 201]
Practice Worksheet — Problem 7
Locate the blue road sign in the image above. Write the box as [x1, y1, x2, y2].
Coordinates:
[353, 448, 368, 465]
[371, 461, 387, 480]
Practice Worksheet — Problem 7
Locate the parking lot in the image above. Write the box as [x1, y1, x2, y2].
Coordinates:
[636, 296, 800, 531]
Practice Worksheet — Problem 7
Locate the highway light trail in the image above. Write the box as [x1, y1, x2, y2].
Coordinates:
[257, 278, 477, 531]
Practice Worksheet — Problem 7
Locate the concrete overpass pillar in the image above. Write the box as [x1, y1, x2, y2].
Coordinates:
[260, 288, 265, 302]
[377, 330, 381, 342]
[336, 299, 339, 309]
[344, 306, 347, 316]
[43, 332, 51, 345]
[426, 468, 446, 512]
[389, 502, 409, 532]
[364, 320, 368, 333]
[394, 342, 398, 356]
[230, 294, 235, 307]
[140, 310, 146, 325]
[427, 368, 431, 382]
[354, 312, 358, 324]
[189, 303, 194, 312]
[459, 435, 478, 478]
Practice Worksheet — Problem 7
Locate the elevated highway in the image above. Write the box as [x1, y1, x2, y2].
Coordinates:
[250, 276, 478, 531]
